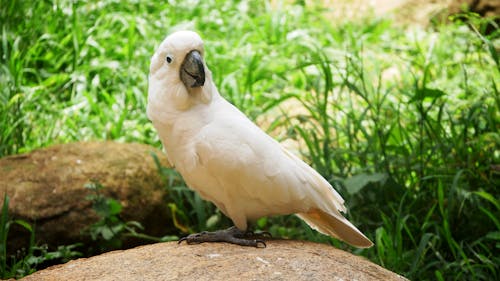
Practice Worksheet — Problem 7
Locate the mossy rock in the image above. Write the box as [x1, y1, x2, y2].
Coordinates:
[0, 141, 174, 254]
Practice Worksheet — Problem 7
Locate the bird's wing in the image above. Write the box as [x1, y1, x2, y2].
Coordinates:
[189, 101, 344, 221]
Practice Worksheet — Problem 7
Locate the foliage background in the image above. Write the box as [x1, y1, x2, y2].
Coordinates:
[1, 0, 499, 280]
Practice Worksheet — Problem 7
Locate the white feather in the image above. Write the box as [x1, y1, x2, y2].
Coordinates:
[147, 31, 373, 248]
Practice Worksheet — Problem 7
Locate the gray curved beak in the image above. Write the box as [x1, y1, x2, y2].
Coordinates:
[180, 50, 205, 88]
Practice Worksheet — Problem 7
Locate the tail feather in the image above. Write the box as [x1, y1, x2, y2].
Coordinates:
[297, 208, 373, 248]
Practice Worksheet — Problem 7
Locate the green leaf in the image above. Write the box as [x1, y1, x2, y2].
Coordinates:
[126, 221, 144, 230]
[205, 214, 219, 228]
[12, 220, 32, 232]
[159, 235, 179, 242]
[92, 199, 109, 217]
[486, 231, 500, 241]
[474, 191, 500, 210]
[101, 226, 114, 240]
[256, 217, 268, 229]
[344, 173, 388, 195]
[106, 199, 122, 216]
[410, 87, 446, 103]
[435, 270, 445, 281]
[111, 224, 124, 234]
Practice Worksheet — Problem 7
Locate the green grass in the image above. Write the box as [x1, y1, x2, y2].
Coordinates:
[0, 195, 82, 279]
[1, 0, 499, 280]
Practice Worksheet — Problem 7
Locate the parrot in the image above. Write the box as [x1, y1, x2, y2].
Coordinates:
[147, 30, 373, 248]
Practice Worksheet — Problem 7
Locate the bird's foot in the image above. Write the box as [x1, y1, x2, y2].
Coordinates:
[178, 226, 269, 248]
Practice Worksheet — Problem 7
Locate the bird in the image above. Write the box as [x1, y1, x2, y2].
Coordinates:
[147, 30, 373, 248]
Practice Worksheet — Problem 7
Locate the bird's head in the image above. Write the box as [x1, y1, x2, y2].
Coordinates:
[148, 30, 213, 116]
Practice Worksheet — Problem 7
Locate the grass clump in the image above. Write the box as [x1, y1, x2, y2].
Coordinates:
[278, 15, 499, 281]
[0, 0, 499, 280]
[0, 195, 82, 279]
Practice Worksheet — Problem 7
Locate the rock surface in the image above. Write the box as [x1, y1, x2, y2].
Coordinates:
[448, 0, 500, 18]
[322, 0, 499, 27]
[21, 240, 408, 281]
[0, 142, 173, 253]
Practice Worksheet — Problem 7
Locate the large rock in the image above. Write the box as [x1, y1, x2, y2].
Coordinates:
[0, 142, 173, 253]
[21, 240, 408, 281]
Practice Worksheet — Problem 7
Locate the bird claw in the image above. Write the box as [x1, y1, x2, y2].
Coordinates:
[255, 239, 267, 248]
[178, 237, 186, 244]
[177, 227, 268, 248]
[178, 232, 206, 245]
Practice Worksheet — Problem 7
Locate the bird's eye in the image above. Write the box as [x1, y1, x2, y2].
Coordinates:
[166, 55, 173, 64]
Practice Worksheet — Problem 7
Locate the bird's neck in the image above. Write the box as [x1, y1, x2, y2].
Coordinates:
[189, 80, 217, 105]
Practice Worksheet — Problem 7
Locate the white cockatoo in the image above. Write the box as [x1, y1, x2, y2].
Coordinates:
[147, 30, 373, 248]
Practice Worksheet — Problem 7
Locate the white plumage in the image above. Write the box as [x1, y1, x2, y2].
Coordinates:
[147, 30, 373, 248]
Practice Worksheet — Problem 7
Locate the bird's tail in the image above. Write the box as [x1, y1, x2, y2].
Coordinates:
[297, 208, 373, 248]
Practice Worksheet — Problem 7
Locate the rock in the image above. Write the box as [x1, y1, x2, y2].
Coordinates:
[448, 0, 500, 18]
[323, 0, 499, 28]
[321, 0, 451, 26]
[0, 142, 174, 254]
[21, 240, 408, 281]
